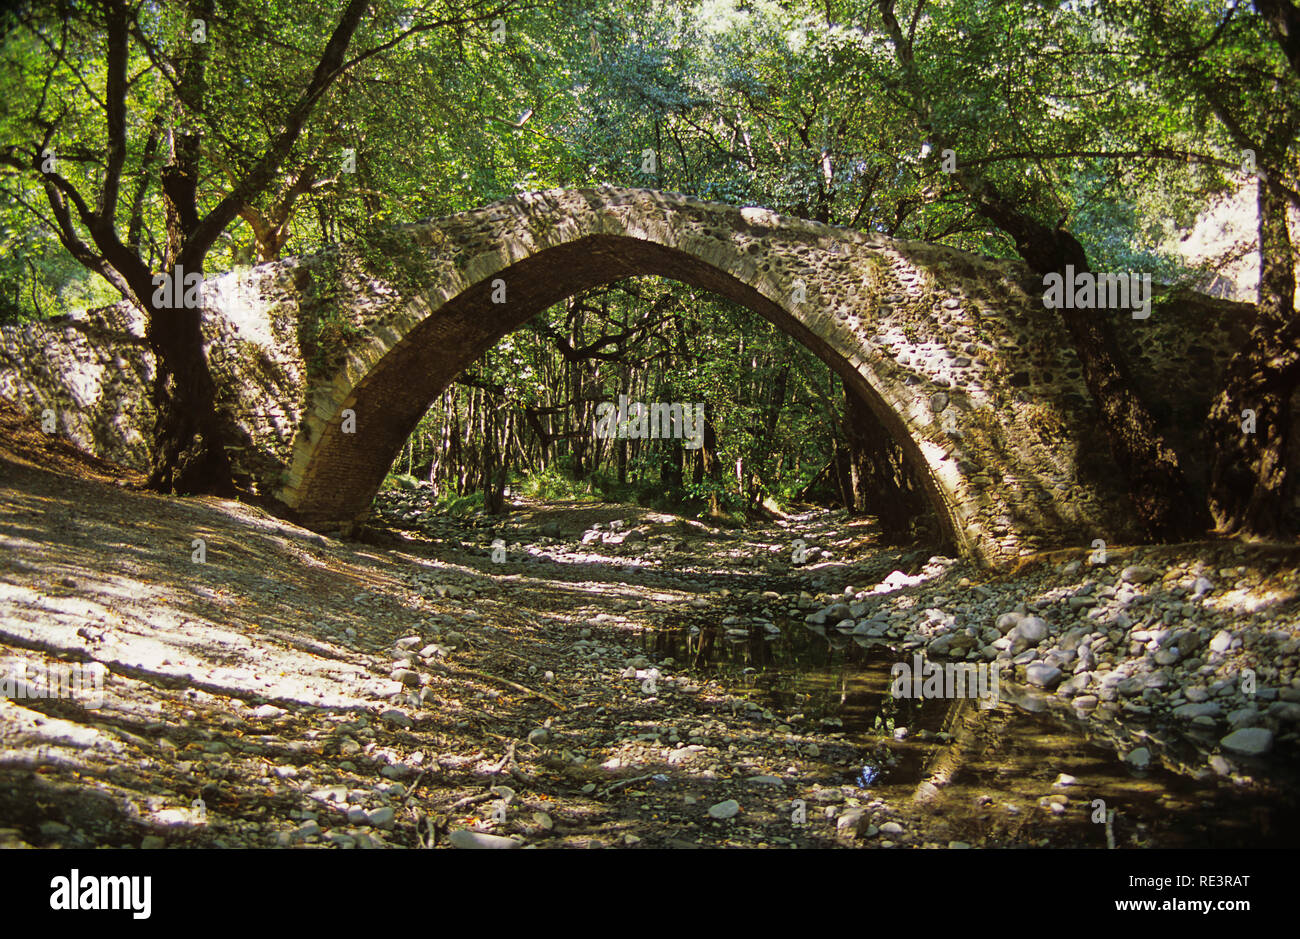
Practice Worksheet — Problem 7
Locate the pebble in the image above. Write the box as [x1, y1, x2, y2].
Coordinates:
[448, 830, 521, 849]
[290, 820, 321, 841]
[708, 799, 741, 819]
[390, 668, 419, 687]
[379, 709, 412, 728]
[1220, 727, 1273, 756]
[1026, 663, 1064, 688]
[1121, 565, 1160, 584]
[995, 612, 1023, 634]
[836, 808, 869, 836]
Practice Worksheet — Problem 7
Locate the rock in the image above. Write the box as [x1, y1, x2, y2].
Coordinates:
[1053, 773, 1077, 788]
[390, 668, 420, 687]
[290, 820, 321, 841]
[1121, 565, 1160, 585]
[1153, 647, 1181, 666]
[1025, 663, 1064, 688]
[708, 799, 741, 819]
[1220, 727, 1273, 756]
[1017, 616, 1049, 642]
[995, 612, 1023, 634]
[1171, 702, 1221, 720]
[366, 807, 396, 829]
[1226, 707, 1261, 729]
[449, 830, 521, 849]
[251, 704, 285, 719]
[1209, 630, 1233, 654]
[347, 806, 367, 825]
[1268, 701, 1300, 723]
[878, 821, 904, 835]
[379, 709, 412, 728]
[747, 775, 785, 786]
[927, 634, 955, 656]
[527, 728, 550, 746]
[836, 808, 870, 837]
[914, 781, 941, 802]
[1125, 747, 1151, 770]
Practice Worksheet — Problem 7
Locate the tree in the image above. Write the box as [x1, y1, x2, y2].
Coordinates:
[1113, 0, 1300, 536]
[863, 0, 1209, 540]
[0, 0, 511, 494]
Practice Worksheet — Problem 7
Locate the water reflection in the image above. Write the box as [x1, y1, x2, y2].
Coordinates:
[641, 619, 1298, 847]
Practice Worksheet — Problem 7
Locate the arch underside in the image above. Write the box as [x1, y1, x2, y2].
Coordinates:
[263, 186, 1150, 568]
[282, 233, 968, 554]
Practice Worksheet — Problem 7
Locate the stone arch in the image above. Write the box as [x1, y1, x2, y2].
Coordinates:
[264, 187, 1139, 566]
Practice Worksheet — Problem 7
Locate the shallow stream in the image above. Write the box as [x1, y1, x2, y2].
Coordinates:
[642, 619, 1297, 847]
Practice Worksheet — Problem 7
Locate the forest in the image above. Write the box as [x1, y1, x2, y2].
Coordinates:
[2, 0, 1297, 536]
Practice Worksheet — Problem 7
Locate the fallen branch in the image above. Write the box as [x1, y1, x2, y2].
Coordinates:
[400, 769, 429, 811]
[446, 791, 497, 811]
[600, 772, 658, 796]
[438, 664, 568, 711]
[489, 741, 517, 773]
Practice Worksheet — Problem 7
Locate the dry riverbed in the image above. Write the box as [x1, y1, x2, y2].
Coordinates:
[1, 422, 1297, 849]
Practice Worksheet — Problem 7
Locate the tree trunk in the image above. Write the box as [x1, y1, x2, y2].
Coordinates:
[702, 416, 722, 515]
[842, 379, 927, 540]
[1208, 178, 1300, 535]
[144, 300, 236, 495]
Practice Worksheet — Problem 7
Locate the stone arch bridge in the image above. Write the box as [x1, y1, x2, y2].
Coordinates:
[0, 187, 1264, 566]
